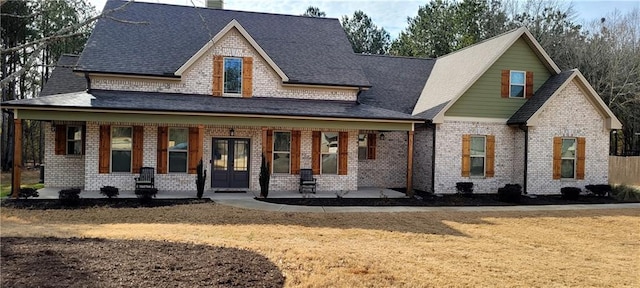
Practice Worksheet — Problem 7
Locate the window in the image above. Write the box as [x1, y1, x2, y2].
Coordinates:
[66, 126, 82, 155]
[168, 128, 188, 173]
[223, 57, 242, 95]
[111, 127, 132, 172]
[358, 134, 367, 160]
[273, 131, 291, 173]
[321, 132, 338, 174]
[561, 138, 576, 179]
[470, 136, 486, 177]
[510, 71, 525, 98]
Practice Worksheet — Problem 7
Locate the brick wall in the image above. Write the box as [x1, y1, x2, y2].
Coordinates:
[43, 122, 85, 188]
[433, 121, 521, 194]
[526, 80, 609, 194]
[358, 131, 408, 189]
[412, 125, 434, 192]
[82, 122, 358, 193]
[91, 29, 357, 101]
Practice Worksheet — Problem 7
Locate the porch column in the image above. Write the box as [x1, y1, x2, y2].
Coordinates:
[11, 118, 22, 198]
[406, 130, 414, 197]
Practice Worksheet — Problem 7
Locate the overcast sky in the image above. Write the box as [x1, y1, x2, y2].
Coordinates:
[88, 0, 640, 38]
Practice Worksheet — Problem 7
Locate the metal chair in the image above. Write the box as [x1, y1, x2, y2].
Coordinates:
[299, 169, 317, 193]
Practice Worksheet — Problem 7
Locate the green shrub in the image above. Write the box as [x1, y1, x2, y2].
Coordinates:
[19, 187, 39, 199]
[455, 182, 473, 194]
[259, 154, 270, 198]
[611, 185, 640, 202]
[560, 187, 581, 200]
[99, 186, 119, 198]
[585, 184, 611, 197]
[135, 188, 158, 203]
[498, 184, 522, 203]
[59, 188, 81, 206]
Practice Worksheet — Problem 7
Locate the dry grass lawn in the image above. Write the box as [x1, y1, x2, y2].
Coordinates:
[1, 203, 639, 287]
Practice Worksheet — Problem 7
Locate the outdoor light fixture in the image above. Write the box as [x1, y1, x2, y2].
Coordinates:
[229, 128, 235, 136]
[379, 133, 385, 140]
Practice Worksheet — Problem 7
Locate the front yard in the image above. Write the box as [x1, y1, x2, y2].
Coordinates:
[1, 203, 638, 287]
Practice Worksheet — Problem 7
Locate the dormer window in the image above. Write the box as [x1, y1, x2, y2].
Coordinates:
[213, 56, 253, 97]
[501, 70, 533, 99]
[224, 57, 242, 95]
[509, 71, 525, 98]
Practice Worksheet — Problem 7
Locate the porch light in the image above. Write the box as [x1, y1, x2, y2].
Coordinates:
[379, 133, 385, 140]
[229, 128, 235, 136]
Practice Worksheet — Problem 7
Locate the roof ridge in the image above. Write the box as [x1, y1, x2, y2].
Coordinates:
[356, 53, 435, 61]
[108, 0, 341, 21]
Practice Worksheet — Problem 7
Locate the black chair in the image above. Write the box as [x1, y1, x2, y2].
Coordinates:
[299, 169, 317, 193]
[135, 167, 155, 189]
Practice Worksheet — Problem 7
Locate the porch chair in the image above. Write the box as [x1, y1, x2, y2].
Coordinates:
[299, 169, 317, 193]
[135, 167, 155, 189]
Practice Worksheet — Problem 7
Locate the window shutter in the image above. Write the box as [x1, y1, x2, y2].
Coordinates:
[552, 137, 562, 179]
[338, 132, 348, 175]
[290, 130, 301, 174]
[55, 125, 66, 155]
[132, 126, 144, 174]
[367, 133, 376, 160]
[526, 71, 534, 98]
[485, 135, 495, 177]
[188, 126, 203, 174]
[81, 125, 86, 155]
[263, 129, 273, 170]
[311, 131, 320, 175]
[212, 56, 223, 96]
[157, 126, 168, 174]
[242, 57, 253, 98]
[99, 125, 111, 174]
[461, 134, 471, 177]
[501, 70, 509, 98]
[576, 137, 586, 179]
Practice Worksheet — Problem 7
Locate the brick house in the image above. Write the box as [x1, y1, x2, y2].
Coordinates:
[4, 1, 620, 196]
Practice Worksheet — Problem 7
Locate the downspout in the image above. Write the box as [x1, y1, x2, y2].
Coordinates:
[430, 122, 436, 193]
[518, 125, 528, 194]
[84, 72, 91, 91]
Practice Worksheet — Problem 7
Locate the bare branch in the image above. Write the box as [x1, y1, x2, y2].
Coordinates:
[1, 0, 138, 87]
[103, 15, 148, 25]
[1, 32, 85, 55]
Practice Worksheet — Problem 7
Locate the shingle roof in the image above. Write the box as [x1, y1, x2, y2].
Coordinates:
[507, 70, 576, 125]
[4, 90, 419, 121]
[40, 55, 86, 96]
[76, 0, 370, 87]
[356, 54, 435, 114]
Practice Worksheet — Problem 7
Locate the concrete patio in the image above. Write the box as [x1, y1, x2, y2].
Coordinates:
[33, 187, 407, 200]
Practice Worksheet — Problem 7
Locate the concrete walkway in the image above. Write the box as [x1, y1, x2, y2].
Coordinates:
[32, 187, 640, 213]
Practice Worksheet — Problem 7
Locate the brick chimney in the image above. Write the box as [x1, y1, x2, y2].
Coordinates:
[206, 0, 223, 9]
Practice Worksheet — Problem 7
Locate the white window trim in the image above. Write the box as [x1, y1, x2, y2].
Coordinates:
[321, 132, 339, 175]
[358, 134, 368, 160]
[110, 126, 133, 173]
[168, 127, 189, 173]
[470, 135, 486, 177]
[223, 57, 243, 97]
[66, 125, 83, 155]
[561, 137, 577, 179]
[509, 70, 526, 98]
[272, 131, 291, 174]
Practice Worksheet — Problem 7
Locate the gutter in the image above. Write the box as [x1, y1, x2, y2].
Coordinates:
[430, 122, 437, 193]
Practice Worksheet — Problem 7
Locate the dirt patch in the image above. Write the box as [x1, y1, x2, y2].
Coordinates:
[1, 198, 213, 210]
[1, 237, 284, 288]
[257, 193, 627, 206]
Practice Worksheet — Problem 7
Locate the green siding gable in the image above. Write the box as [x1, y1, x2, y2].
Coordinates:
[445, 38, 553, 118]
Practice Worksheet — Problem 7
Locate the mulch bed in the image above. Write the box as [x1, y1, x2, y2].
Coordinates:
[1, 237, 285, 288]
[257, 193, 628, 207]
[1, 198, 213, 210]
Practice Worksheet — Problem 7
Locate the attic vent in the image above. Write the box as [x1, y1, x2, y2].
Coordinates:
[206, 0, 223, 9]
